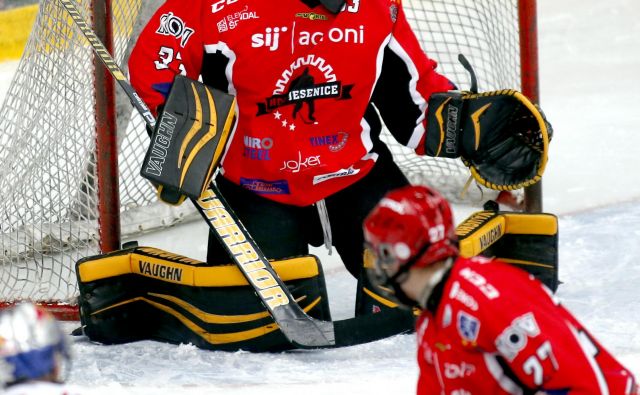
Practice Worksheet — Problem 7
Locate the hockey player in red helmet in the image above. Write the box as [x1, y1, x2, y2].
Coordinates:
[364, 185, 638, 395]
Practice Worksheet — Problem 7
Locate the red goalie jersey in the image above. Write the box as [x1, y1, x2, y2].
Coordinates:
[417, 256, 638, 395]
[129, 0, 454, 206]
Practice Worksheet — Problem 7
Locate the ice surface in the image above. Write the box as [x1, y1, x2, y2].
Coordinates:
[2, 0, 640, 393]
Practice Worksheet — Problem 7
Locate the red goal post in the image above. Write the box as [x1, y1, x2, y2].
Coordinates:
[0, 0, 540, 319]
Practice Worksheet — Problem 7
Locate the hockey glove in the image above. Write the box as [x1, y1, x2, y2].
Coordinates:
[140, 75, 236, 205]
[424, 89, 552, 191]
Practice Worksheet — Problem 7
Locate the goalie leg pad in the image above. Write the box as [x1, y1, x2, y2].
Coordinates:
[76, 247, 330, 352]
[456, 209, 559, 291]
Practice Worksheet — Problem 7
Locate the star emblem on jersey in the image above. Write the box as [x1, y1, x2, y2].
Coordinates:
[256, 57, 353, 130]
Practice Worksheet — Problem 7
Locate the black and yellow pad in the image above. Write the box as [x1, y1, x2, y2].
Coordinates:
[456, 209, 559, 291]
[425, 89, 552, 191]
[140, 75, 236, 205]
[76, 247, 330, 352]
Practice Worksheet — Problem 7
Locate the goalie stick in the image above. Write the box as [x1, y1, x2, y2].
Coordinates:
[61, 0, 418, 349]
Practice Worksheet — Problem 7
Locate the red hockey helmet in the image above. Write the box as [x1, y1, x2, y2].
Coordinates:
[363, 185, 458, 283]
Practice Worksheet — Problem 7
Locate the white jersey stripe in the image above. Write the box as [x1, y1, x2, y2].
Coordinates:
[204, 42, 238, 169]
[568, 323, 609, 395]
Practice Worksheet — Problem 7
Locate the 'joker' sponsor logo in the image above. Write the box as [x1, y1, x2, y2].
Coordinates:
[156, 12, 195, 48]
[280, 151, 321, 173]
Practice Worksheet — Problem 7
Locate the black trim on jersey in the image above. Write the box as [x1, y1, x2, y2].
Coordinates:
[495, 355, 539, 395]
[300, 0, 345, 13]
[371, 47, 423, 147]
[300, 0, 322, 8]
[201, 51, 230, 93]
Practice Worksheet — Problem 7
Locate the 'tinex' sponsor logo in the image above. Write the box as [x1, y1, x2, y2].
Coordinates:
[312, 166, 359, 185]
[309, 132, 348, 152]
[156, 12, 195, 48]
[279, 151, 321, 173]
[243, 136, 273, 160]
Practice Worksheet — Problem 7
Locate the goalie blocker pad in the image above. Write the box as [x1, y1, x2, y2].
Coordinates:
[140, 75, 236, 205]
[76, 247, 331, 352]
[424, 89, 551, 191]
[456, 209, 559, 292]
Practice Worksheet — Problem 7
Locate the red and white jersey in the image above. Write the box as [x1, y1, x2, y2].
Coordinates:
[416, 256, 638, 395]
[129, 0, 454, 206]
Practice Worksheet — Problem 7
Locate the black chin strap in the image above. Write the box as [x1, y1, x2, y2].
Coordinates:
[319, 0, 346, 14]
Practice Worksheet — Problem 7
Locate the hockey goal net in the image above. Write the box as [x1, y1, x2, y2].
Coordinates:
[0, 0, 539, 319]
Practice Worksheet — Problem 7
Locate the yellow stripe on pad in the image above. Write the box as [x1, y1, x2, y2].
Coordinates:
[78, 249, 320, 287]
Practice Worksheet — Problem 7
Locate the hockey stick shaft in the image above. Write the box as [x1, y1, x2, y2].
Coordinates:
[60, 0, 335, 348]
[60, 0, 156, 129]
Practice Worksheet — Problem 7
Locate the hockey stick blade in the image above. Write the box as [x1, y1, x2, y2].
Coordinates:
[60, 0, 336, 348]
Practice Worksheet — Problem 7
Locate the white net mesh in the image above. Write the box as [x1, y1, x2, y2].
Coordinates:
[0, 0, 526, 304]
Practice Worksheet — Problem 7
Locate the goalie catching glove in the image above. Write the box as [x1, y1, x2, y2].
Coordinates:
[140, 75, 236, 205]
[424, 60, 552, 191]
